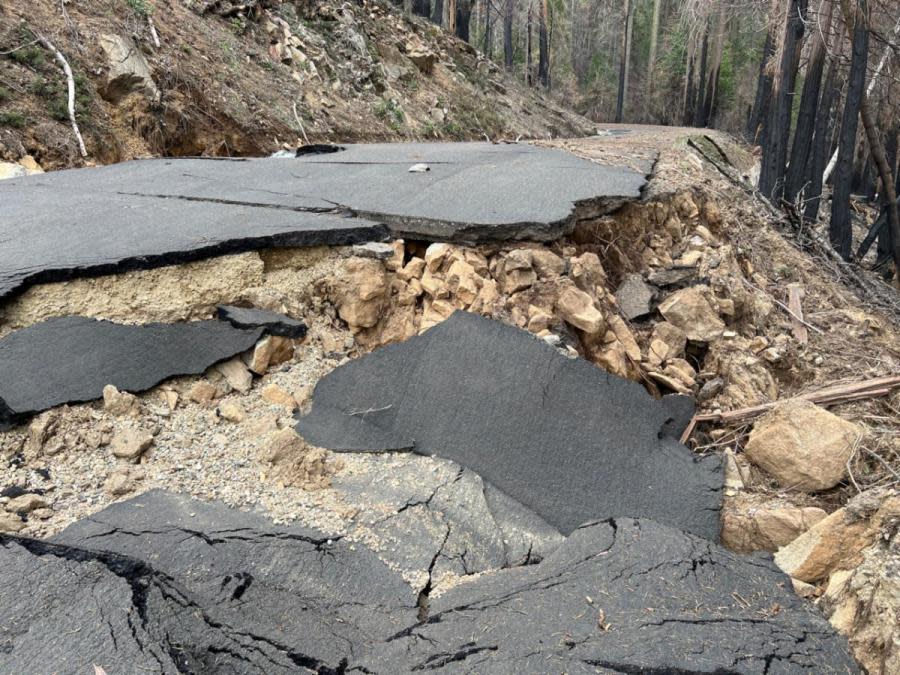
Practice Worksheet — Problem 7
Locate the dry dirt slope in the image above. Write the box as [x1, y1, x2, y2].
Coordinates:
[0, 0, 593, 169]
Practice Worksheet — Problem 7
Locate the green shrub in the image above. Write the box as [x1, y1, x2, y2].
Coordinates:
[0, 111, 27, 128]
[7, 46, 45, 68]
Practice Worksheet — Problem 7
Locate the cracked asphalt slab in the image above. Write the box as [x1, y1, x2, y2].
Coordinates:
[0, 315, 265, 427]
[295, 311, 724, 540]
[0, 142, 647, 300]
[0, 491, 858, 673]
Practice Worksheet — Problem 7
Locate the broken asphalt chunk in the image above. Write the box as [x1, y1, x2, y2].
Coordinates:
[216, 304, 308, 338]
[296, 311, 723, 540]
[0, 316, 264, 427]
[361, 517, 860, 673]
[0, 142, 646, 299]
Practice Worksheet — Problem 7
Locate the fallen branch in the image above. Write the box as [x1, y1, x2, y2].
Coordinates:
[34, 32, 87, 158]
[739, 276, 823, 335]
[681, 374, 900, 444]
[148, 16, 161, 48]
[786, 283, 809, 344]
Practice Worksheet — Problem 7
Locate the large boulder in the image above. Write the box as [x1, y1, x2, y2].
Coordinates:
[721, 493, 827, 553]
[658, 285, 725, 342]
[98, 34, 159, 102]
[745, 399, 862, 492]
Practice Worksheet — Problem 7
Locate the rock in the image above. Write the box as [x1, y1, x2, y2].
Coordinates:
[217, 401, 246, 423]
[530, 249, 566, 278]
[720, 493, 827, 553]
[498, 250, 536, 294]
[569, 252, 607, 295]
[296, 312, 720, 539]
[614, 273, 655, 320]
[104, 466, 143, 496]
[348, 241, 396, 260]
[647, 265, 697, 287]
[245, 335, 294, 375]
[260, 429, 333, 489]
[775, 488, 900, 582]
[606, 315, 641, 361]
[646, 321, 687, 366]
[331, 258, 389, 330]
[385, 240, 404, 271]
[445, 259, 482, 306]
[424, 243, 452, 273]
[658, 286, 725, 342]
[420, 299, 455, 332]
[102, 384, 139, 417]
[110, 428, 154, 462]
[18, 156, 42, 174]
[705, 337, 778, 408]
[216, 305, 307, 338]
[0, 162, 27, 181]
[396, 256, 426, 281]
[261, 384, 296, 409]
[188, 381, 218, 405]
[556, 285, 605, 335]
[98, 34, 159, 102]
[745, 400, 862, 491]
[214, 357, 253, 394]
[0, 317, 264, 427]
[6, 494, 48, 514]
[406, 46, 437, 73]
[0, 512, 25, 532]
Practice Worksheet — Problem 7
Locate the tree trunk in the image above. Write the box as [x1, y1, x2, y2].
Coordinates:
[446, 0, 456, 32]
[526, 3, 533, 85]
[682, 43, 696, 127]
[859, 100, 900, 274]
[455, 0, 471, 40]
[746, 29, 775, 142]
[482, 0, 492, 58]
[647, 0, 661, 89]
[692, 20, 710, 127]
[537, 0, 549, 88]
[412, 0, 430, 16]
[784, 0, 832, 203]
[615, 0, 633, 123]
[802, 56, 839, 222]
[503, 0, 514, 71]
[830, 0, 868, 258]
[431, 0, 443, 24]
[758, 0, 808, 200]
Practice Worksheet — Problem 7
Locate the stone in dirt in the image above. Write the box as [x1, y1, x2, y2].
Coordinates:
[260, 428, 333, 489]
[614, 272, 655, 320]
[109, 427, 154, 462]
[0, 492, 858, 673]
[658, 285, 726, 343]
[296, 311, 723, 540]
[360, 518, 859, 674]
[745, 399, 862, 492]
[216, 305, 308, 338]
[0, 316, 264, 428]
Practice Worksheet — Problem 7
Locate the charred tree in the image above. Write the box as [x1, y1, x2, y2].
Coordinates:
[746, 29, 775, 143]
[503, 0, 514, 71]
[692, 21, 710, 128]
[615, 0, 634, 123]
[784, 0, 832, 203]
[830, 0, 868, 258]
[758, 0, 808, 200]
[682, 47, 696, 126]
[647, 0, 661, 89]
[412, 0, 431, 17]
[537, 0, 550, 88]
[803, 57, 839, 223]
[455, 0, 472, 40]
[526, 3, 534, 85]
[431, 0, 444, 24]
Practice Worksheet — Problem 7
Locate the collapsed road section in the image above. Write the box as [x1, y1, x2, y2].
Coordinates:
[0, 142, 648, 301]
[0, 490, 859, 673]
[296, 311, 723, 540]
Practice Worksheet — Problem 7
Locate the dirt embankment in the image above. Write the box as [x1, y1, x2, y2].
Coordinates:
[0, 0, 594, 169]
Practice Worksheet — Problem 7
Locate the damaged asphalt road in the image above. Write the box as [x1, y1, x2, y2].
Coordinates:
[0, 490, 858, 673]
[0, 142, 647, 300]
[0, 313, 303, 427]
[296, 311, 723, 540]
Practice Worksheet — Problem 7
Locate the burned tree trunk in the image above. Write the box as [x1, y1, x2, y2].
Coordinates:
[455, 0, 472, 40]
[830, 0, 868, 258]
[784, 0, 832, 203]
[526, 3, 534, 85]
[682, 45, 696, 127]
[746, 29, 775, 143]
[413, 0, 431, 17]
[758, 0, 808, 200]
[615, 0, 634, 123]
[503, 0, 514, 71]
[537, 0, 550, 88]
[431, 0, 443, 24]
[692, 20, 710, 128]
[803, 57, 839, 223]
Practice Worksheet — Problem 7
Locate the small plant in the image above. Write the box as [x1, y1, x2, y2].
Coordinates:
[0, 110, 27, 128]
[7, 45, 45, 68]
[126, 0, 153, 17]
[374, 98, 404, 128]
[0, 86, 10, 103]
[229, 17, 247, 34]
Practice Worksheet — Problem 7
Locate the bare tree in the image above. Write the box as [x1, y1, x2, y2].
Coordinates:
[615, 0, 634, 123]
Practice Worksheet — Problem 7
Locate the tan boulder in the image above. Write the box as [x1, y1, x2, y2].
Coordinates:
[720, 493, 827, 553]
[246, 336, 294, 375]
[397, 256, 426, 281]
[569, 252, 606, 294]
[646, 322, 686, 366]
[261, 384, 297, 409]
[775, 488, 900, 582]
[469, 278, 501, 316]
[662, 358, 697, 388]
[189, 381, 218, 405]
[606, 315, 641, 361]
[104, 466, 144, 496]
[498, 250, 536, 294]
[103, 385, 140, 417]
[260, 428, 335, 489]
[6, 493, 48, 514]
[704, 337, 777, 408]
[0, 512, 25, 533]
[218, 401, 246, 423]
[658, 286, 725, 343]
[385, 239, 404, 271]
[531, 249, 566, 278]
[445, 259, 482, 306]
[557, 286, 605, 335]
[424, 243, 452, 273]
[215, 357, 253, 394]
[745, 400, 861, 491]
[420, 299, 455, 332]
[329, 258, 389, 330]
[420, 268, 450, 299]
[110, 428, 154, 462]
[593, 335, 631, 379]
